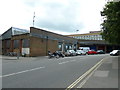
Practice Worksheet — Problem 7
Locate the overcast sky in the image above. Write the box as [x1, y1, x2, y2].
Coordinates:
[0, 0, 106, 35]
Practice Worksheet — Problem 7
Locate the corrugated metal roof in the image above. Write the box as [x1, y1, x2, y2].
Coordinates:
[1, 27, 29, 40]
[12, 27, 29, 35]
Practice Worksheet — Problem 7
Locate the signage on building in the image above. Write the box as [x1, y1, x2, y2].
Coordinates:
[22, 48, 30, 55]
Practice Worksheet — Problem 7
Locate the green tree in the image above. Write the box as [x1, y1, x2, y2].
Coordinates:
[101, 1, 120, 44]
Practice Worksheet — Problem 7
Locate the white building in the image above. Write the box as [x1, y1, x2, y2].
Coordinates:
[66, 31, 103, 41]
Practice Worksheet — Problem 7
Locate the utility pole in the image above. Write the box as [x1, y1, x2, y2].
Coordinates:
[33, 12, 35, 27]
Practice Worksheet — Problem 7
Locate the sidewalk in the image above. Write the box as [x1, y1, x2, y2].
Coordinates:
[0, 55, 48, 61]
[78, 56, 119, 89]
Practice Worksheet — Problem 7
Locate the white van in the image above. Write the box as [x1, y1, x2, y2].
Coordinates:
[79, 47, 90, 53]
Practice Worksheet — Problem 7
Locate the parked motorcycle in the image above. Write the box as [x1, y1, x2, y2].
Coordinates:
[48, 51, 59, 59]
[48, 51, 65, 59]
[56, 51, 65, 58]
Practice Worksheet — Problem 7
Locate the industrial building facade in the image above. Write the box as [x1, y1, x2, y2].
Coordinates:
[1, 27, 77, 56]
[67, 31, 103, 40]
[66, 31, 120, 53]
[1, 27, 120, 56]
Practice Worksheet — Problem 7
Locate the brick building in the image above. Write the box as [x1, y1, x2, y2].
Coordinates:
[1, 27, 77, 56]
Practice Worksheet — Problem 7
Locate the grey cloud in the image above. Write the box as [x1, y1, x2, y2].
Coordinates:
[24, 0, 84, 33]
[36, 19, 84, 33]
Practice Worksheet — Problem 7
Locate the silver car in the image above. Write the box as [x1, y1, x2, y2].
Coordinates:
[65, 50, 77, 56]
[110, 50, 120, 56]
[76, 50, 86, 55]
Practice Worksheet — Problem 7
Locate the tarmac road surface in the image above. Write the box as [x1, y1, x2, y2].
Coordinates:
[2, 54, 109, 88]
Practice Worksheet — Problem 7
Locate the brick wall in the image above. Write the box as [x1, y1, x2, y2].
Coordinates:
[29, 37, 58, 56]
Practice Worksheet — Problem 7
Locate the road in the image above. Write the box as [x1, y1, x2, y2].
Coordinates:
[2, 54, 109, 88]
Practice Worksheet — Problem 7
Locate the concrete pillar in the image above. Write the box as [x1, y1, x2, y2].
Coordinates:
[4, 40, 7, 54]
[62, 42, 64, 52]
[72, 44, 74, 50]
[105, 45, 107, 53]
[76, 44, 78, 50]
[96, 45, 98, 51]
[19, 39, 22, 54]
[10, 40, 14, 52]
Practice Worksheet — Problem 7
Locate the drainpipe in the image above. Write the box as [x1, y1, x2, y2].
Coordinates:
[46, 36, 48, 56]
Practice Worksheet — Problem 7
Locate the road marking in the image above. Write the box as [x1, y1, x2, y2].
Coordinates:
[66, 57, 110, 90]
[0, 66, 45, 78]
[59, 60, 76, 65]
[59, 61, 69, 64]
[77, 61, 103, 88]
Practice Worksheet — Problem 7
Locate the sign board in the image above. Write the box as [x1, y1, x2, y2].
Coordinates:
[22, 48, 30, 55]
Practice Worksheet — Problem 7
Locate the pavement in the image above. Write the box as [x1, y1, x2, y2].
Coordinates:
[1, 55, 47, 61]
[77, 56, 119, 89]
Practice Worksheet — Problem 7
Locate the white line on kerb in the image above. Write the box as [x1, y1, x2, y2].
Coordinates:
[0, 66, 45, 78]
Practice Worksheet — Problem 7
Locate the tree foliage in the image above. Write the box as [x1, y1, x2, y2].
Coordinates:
[101, 1, 120, 44]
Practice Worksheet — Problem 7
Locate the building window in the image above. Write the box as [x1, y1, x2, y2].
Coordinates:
[6, 40, 11, 48]
[58, 44, 62, 51]
[69, 46, 72, 49]
[14, 40, 19, 48]
[58, 42, 62, 51]
[84, 36, 86, 39]
[22, 39, 30, 48]
[82, 36, 84, 39]
[80, 36, 81, 39]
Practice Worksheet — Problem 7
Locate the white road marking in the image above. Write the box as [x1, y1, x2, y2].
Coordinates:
[59, 61, 69, 64]
[66, 57, 110, 89]
[62, 56, 72, 58]
[0, 66, 45, 78]
[59, 60, 76, 64]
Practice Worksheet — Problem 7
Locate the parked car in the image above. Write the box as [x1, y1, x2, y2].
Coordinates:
[110, 50, 120, 56]
[79, 47, 90, 53]
[76, 50, 86, 55]
[97, 50, 105, 54]
[87, 50, 97, 55]
[65, 50, 77, 56]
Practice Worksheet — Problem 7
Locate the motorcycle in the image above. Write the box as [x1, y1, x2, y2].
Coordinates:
[48, 51, 65, 59]
[56, 51, 65, 58]
[48, 51, 59, 59]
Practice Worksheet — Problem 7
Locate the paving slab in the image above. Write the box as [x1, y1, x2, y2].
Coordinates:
[80, 56, 119, 88]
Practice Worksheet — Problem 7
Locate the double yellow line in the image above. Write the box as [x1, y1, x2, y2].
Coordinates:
[66, 57, 109, 90]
